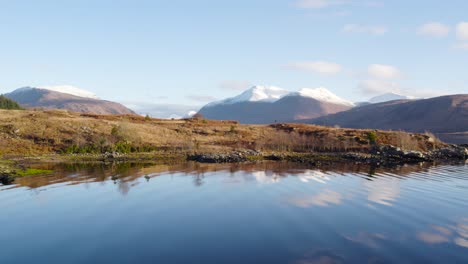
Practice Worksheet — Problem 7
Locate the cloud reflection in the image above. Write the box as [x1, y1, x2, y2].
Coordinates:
[288, 189, 342, 208]
[251, 171, 282, 184]
[365, 178, 400, 206]
[298, 170, 331, 184]
[417, 218, 468, 248]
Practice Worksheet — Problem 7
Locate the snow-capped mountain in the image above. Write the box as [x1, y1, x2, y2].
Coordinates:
[368, 92, 415, 104]
[16, 85, 100, 99]
[289, 87, 355, 107]
[208, 86, 290, 106]
[198, 86, 354, 124]
[209, 85, 354, 107]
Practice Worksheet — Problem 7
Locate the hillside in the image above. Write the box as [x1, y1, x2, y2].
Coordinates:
[0, 109, 447, 157]
[5, 87, 135, 115]
[305, 95, 468, 143]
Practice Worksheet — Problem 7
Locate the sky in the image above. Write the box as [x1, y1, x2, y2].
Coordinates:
[0, 0, 467, 116]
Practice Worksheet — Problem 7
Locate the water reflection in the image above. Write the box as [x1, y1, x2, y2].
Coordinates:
[288, 189, 343, 208]
[417, 218, 468, 249]
[6, 161, 463, 195]
[365, 177, 401, 206]
[0, 161, 467, 263]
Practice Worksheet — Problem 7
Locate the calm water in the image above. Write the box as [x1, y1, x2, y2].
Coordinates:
[1, 161, 468, 264]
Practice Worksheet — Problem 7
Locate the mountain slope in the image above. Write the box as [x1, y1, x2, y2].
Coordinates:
[198, 86, 353, 124]
[305, 95, 468, 142]
[5, 87, 135, 115]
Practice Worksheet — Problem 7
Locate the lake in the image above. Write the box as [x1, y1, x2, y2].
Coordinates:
[1, 161, 467, 263]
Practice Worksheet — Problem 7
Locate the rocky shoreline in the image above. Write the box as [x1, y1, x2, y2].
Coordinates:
[187, 144, 468, 165]
[1, 144, 467, 185]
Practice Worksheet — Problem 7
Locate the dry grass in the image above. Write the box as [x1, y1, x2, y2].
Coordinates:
[0, 109, 443, 157]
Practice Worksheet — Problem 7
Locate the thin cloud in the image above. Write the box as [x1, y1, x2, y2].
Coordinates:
[456, 22, 468, 40]
[296, 0, 383, 9]
[186, 95, 217, 102]
[368, 64, 401, 79]
[286, 61, 342, 75]
[342, 24, 387, 35]
[219, 80, 253, 91]
[358, 80, 400, 95]
[418, 22, 450, 37]
[296, 0, 345, 9]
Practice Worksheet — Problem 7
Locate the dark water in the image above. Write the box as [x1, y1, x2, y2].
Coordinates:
[1, 161, 468, 264]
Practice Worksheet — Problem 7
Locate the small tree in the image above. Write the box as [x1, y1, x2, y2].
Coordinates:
[367, 131, 378, 145]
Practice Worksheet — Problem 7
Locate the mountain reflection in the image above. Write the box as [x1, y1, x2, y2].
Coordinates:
[4, 161, 465, 196]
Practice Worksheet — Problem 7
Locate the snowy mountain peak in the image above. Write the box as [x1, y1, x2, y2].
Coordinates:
[293, 87, 355, 106]
[232, 85, 289, 103]
[208, 85, 290, 106]
[207, 85, 355, 107]
[369, 92, 415, 104]
[37, 85, 99, 99]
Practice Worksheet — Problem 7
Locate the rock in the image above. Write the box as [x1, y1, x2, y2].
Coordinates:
[403, 151, 427, 160]
[188, 151, 252, 163]
[372, 145, 404, 158]
[102, 152, 123, 160]
[432, 146, 468, 160]
[0, 173, 15, 185]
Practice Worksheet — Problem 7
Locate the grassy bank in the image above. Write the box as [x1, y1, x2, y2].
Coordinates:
[1, 109, 462, 183]
[0, 109, 442, 157]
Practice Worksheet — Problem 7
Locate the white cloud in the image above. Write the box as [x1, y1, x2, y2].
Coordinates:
[219, 80, 253, 91]
[418, 22, 450, 37]
[456, 22, 468, 40]
[368, 64, 401, 79]
[286, 61, 342, 75]
[296, 0, 345, 9]
[358, 80, 401, 95]
[342, 24, 387, 35]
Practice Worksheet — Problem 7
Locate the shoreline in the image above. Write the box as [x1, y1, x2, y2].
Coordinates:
[2, 146, 467, 185]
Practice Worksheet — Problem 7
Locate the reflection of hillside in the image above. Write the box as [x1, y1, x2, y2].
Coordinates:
[9, 161, 464, 194]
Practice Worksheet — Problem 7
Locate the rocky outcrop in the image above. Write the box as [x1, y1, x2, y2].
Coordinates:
[187, 150, 260, 163]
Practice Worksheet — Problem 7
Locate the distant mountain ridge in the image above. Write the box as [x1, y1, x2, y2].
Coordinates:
[304, 94, 468, 143]
[198, 86, 354, 124]
[5, 87, 135, 115]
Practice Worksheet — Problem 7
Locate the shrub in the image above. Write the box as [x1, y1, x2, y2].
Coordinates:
[367, 131, 378, 145]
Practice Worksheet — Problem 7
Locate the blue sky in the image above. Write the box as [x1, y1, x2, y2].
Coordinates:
[0, 0, 467, 114]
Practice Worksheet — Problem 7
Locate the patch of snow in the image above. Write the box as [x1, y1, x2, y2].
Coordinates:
[187, 110, 197, 117]
[291, 87, 355, 106]
[204, 85, 355, 107]
[207, 85, 290, 106]
[37, 85, 99, 99]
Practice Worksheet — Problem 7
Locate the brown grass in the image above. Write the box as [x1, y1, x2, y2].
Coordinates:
[0, 109, 443, 157]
